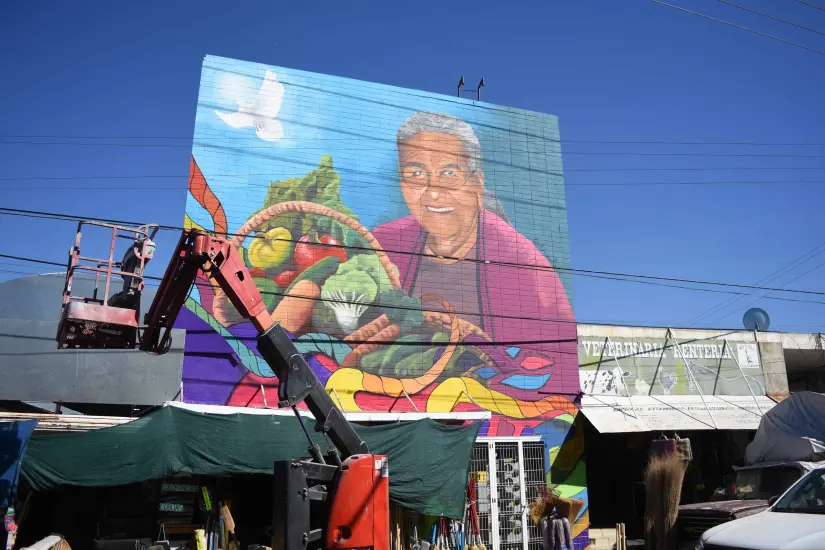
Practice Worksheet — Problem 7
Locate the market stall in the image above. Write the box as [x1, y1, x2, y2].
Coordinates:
[16, 405, 481, 549]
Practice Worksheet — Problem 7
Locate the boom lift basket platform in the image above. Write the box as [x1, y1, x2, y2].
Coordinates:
[56, 220, 158, 350]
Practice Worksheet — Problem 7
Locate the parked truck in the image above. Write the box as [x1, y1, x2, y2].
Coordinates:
[676, 391, 825, 548]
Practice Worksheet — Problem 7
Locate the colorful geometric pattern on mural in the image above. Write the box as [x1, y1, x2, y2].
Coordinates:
[177, 55, 587, 539]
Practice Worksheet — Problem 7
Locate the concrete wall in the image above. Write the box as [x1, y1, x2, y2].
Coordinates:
[0, 274, 184, 406]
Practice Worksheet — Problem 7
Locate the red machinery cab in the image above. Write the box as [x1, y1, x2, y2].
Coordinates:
[56, 221, 157, 350]
[326, 454, 389, 550]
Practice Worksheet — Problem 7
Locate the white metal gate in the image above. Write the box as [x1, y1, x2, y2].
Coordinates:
[469, 438, 547, 550]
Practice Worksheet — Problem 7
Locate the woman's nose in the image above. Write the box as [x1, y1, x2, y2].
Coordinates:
[429, 188, 440, 200]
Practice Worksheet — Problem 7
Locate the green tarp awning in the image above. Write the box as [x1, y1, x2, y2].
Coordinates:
[21, 406, 481, 519]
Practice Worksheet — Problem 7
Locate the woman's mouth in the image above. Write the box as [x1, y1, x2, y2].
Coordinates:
[425, 206, 455, 213]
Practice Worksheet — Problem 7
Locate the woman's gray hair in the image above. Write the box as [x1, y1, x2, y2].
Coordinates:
[396, 111, 483, 174]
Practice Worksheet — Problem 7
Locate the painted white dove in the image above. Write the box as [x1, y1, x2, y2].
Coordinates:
[215, 70, 284, 141]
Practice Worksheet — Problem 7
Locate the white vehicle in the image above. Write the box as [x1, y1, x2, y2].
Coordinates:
[696, 465, 825, 550]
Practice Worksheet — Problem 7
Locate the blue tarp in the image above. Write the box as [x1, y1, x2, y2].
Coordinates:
[1, 419, 38, 509]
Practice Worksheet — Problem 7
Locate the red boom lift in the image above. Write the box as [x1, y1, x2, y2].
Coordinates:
[57, 224, 390, 550]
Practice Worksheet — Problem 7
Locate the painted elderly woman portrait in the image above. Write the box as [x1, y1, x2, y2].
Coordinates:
[373, 111, 576, 369]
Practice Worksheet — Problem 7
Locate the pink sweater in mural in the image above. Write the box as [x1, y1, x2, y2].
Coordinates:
[372, 209, 580, 396]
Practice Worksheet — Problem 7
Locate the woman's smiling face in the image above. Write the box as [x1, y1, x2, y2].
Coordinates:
[398, 132, 483, 244]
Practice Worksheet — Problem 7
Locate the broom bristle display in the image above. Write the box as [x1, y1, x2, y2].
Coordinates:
[644, 452, 687, 550]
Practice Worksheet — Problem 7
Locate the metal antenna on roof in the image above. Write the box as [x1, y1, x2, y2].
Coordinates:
[457, 76, 485, 100]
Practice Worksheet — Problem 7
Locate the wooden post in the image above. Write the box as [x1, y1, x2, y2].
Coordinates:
[614, 523, 627, 550]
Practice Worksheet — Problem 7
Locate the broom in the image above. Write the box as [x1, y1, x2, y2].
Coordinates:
[468, 481, 485, 550]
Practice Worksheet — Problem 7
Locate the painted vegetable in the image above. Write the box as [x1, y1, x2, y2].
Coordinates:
[273, 270, 301, 288]
[294, 232, 347, 271]
[253, 278, 281, 312]
[271, 279, 321, 335]
[255, 155, 361, 249]
[247, 226, 292, 270]
[318, 254, 392, 333]
[248, 267, 267, 279]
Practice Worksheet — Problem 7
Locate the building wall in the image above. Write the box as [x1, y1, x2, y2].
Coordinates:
[174, 55, 587, 545]
[0, 274, 184, 407]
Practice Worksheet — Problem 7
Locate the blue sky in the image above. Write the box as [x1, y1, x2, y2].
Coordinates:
[1, 0, 823, 332]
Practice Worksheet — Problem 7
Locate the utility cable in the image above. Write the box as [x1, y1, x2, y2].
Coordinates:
[650, 0, 825, 55]
[3, 255, 817, 355]
[718, 0, 825, 36]
[688, 240, 825, 325]
[4, 133, 825, 146]
[795, 0, 825, 13]
[2, 207, 825, 298]
[712, 258, 825, 324]
[3, 160, 825, 177]
[3, 176, 825, 190]
[7, 138, 825, 158]
[4, 254, 821, 332]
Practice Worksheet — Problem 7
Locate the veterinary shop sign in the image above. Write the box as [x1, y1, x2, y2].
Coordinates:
[578, 336, 765, 398]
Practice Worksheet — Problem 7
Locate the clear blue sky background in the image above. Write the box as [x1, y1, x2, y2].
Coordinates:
[1, 0, 823, 332]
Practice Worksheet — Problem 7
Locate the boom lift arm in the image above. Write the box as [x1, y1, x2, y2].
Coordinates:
[141, 229, 368, 461]
[114, 229, 387, 550]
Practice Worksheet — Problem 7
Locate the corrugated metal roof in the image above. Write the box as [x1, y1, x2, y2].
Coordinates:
[0, 411, 133, 432]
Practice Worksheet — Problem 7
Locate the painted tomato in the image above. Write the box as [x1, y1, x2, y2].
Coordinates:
[294, 233, 346, 271]
[248, 267, 267, 279]
[274, 270, 301, 288]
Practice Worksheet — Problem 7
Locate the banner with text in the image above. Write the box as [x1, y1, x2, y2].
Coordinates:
[578, 335, 766, 397]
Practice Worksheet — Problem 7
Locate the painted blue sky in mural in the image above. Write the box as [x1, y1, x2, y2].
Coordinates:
[1, 1, 823, 332]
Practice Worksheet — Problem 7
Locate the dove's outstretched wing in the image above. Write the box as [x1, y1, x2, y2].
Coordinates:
[215, 110, 255, 128]
[254, 71, 285, 119]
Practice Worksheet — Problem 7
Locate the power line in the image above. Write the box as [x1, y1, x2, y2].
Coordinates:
[795, 0, 825, 13]
[7, 138, 825, 159]
[4, 257, 822, 332]
[3, 243, 823, 313]
[2, 255, 822, 346]
[2, 207, 825, 299]
[650, 0, 825, 55]
[688, 240, 825, 325]
[3, 166, 825, 185]
[2, 177, 824, 190]
[3, 134, 825, 146]
[4, 206, 825, 297]
[718, 0, 825, 36]
[710, 257, 825, 324]
[702, 250, 825, 325]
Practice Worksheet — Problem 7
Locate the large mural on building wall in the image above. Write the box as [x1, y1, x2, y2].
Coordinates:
[176, 55, 587, 543]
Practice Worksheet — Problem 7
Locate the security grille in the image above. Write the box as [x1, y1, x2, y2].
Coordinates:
[470, 440, 495, 548]
[523, 442, 547, 550]
[471, 438, 547, 550]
